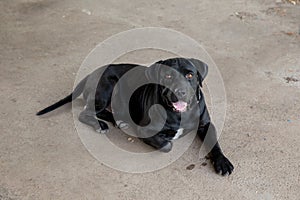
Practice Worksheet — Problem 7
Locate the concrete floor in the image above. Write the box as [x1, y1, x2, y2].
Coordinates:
[1, 0, 300, 199]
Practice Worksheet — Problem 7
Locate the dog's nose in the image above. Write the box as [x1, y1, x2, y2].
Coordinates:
[175, 88, 187, 98]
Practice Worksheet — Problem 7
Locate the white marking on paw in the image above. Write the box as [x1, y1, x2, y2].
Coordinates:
[116, 120, 129, 129]
[173, 128, 184, 140]
[96, 128, 109, 134]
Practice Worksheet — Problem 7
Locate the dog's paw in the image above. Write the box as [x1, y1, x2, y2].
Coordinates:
[212, 155, 234, 176]
[116, 120, 129, 129]
[159, 141, 173, 153]
[95, 128, 109, 134]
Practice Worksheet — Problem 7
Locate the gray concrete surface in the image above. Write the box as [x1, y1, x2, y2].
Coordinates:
[1, 0, 300, 199]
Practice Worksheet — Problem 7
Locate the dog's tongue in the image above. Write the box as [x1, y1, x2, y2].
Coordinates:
[172, 101, 187, 112]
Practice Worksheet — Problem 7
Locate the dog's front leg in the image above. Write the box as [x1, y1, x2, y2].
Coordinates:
[197, 122, 234, 175]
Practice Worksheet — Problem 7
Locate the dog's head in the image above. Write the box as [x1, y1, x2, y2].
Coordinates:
[145, 58, 208, 112]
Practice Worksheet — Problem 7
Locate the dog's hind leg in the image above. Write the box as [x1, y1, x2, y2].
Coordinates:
[95, 109, 115, 124]
[78, 107, 109, 134]
[95, 109, 129, 129]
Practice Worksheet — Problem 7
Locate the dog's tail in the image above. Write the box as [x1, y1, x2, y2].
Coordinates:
[36, 76, 89, 116]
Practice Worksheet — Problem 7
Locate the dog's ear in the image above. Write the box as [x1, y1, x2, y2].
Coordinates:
[145, 60, 163, 81]
[187, 58, 208, 87]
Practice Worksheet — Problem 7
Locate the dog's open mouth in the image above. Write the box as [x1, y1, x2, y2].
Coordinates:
[171, 100, 188, 112]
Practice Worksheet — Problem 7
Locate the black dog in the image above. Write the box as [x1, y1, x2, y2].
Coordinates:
[37, 57, 234, 175]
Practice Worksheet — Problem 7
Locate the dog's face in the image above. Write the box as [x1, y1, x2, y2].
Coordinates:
[145, 58, 208, 112]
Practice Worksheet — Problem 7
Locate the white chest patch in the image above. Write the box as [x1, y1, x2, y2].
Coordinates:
[172, 128, 184, 140]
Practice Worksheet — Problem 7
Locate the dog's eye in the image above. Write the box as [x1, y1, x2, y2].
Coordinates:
[165, 74, 172, 79]
[186, 73, 194, 79]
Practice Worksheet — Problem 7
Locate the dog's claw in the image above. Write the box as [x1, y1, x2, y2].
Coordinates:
[212, 155, 234, 176]
[96, 128, 109, 134]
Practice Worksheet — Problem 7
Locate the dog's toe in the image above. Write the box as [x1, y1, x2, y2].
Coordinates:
[212, 155, 234, 176]
[96, 128, 109, 134]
